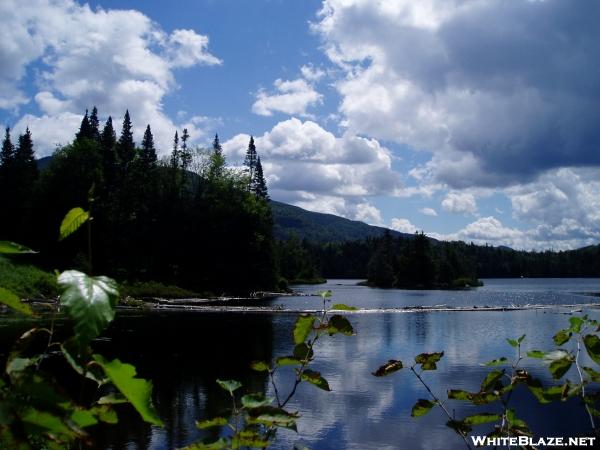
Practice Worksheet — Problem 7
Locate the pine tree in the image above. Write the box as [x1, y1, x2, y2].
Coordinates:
[180, 128, 192, 171]
[170, 130, 180, 169]
[140, 125, 157, 166]
[117, 110, 135, 168]
[100, 117, 118, 188]
[207, 133, 225, 180]
[252, 156, 269, 199]
[243, 136, 257, 189]
[0, 127, 15, 169]
[89, 106, 100, 142]
[212, 133, 222, 157]
[76, 109, 92, 141]
[15, 127, 37, 177]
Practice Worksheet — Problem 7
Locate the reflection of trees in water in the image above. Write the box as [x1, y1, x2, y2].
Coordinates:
[90, 311, 274, 449]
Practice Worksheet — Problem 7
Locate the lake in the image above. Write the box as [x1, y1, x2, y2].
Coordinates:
[2, 278, 599, 449]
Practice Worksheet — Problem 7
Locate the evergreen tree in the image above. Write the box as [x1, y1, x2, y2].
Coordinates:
[0, 127, 15, 169]
[243, 136, 257, 189]
[15, 127, 37, 179]
[170, 131, 180, 169]
[252, 156, 269, 199]
[76, 109, 92, 141]
[100, 116, 117, 185]
[140, 125, 157, 166]
[212, 133, 223, 157]
[180, 128, 192, 171]
[89, 106, 100, 142]
[117, 110, 135, 168]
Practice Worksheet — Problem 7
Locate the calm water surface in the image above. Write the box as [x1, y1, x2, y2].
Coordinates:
[2, 279, 599, 449]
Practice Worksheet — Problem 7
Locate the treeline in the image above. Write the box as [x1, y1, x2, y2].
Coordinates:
[278, 232, 600, 287]
[0, 108, 276, 294]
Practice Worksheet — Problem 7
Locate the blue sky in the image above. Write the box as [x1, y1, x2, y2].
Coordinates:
[2, 0, 600, 250]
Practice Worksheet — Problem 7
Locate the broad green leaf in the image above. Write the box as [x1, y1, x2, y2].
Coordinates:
[90, 405, 118, 424]
[196, 417, 228, 429]
[411, 399, 436, 417]
[97, 393, 128, 405]
[59, 207, 90, 241]
[70, 409, 98, 428]
[301, 369, 331, 391]
[447, 389, 500, 405]
[372, 359, 403, 377]
[58, 270, 119, 344]
[250, 361, 270, 372]
[247, 406, 298, 428]
[549, 357, 573, 379]
[21, 408, 73, 436]
[331, 303, 358, 311]
[527, 350, 546, 359]
[481, 370, 504, 391]
[6, 356, 39, 379]
[517, 334, 526, 344]
[0, 241, 37, 254]
[506, 338, 518, 348]
[584, 334, 600, 365]
[526, 378, 563, 404]
[569, 316, 584, 333]
[415, 352, 444, 370]
[216, 379, 242, 395]
[93, 354, 163, 426]
[327, 315, 354, 336]
[61, 338, 105, 384]
[482, 357, 508, 366]
[276, 356, 302, 367]
[241, 393, 272, 409]
[506, 409, 528, 428]
[293, 343, 314, 361]
[463, 413, 501, 426]
[553, 329, 571, 346]
[293, 314, 315, 344]
[318, 290, 332, 299]
[0, 287, 32, 316]
[232, 432, 269, 449]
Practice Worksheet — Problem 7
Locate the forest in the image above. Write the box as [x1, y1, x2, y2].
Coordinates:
[2, 108, 600, 295]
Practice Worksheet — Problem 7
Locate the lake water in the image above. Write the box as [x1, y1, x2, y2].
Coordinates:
[2, 279, 600, 449]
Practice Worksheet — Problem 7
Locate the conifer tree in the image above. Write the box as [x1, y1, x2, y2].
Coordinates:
[212, 133, 222, 157]
[180, 128, 192, 171]
[100, 117, 117, 184]
[252, 156, 269, 199]
[89, 106, 100, 142]
[207, 133, 225, 180]
[15, 127, 37, 180]
[76, 109, 92, 141]
[243, 136, 257, 189]
[140, 125, 157, 166]
[117, 110, 135, 168]
[170, 130, 180, 169]
[0, 127, 15, 170]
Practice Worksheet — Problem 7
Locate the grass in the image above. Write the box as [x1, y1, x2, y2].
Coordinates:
[0, 256, 59, 300]
[120, 281, 201, 299]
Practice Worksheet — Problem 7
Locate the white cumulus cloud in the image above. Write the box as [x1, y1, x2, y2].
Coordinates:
[252, 78, 323, 117]
[441, 192, 477, 215]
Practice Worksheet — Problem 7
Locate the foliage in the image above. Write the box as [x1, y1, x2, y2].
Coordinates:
[185, 296, 356, 449]
[0, 213, 162, 447]
[0, 256, 58, 300]
[373, 314, 600, 449]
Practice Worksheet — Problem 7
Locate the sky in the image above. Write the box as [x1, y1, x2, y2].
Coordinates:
[1, 0, 600, 251]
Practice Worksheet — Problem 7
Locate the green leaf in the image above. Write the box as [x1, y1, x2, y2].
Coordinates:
[216, 379, 242, 395]
[0, 287, 33, 316]
[549, 357, 573, 379]
[293, 314, 315, 344]
[6, 356, 40, 379]
[327, 315, 354, 336]
[182, 438, 229, 450]
[61, 338, 105, 384]
[517, 334, 526, 344]
[584, 334, 600, 365]
[276, 356, 302, 367]
[21, 408, 73, 436]
[331, 303, 358, 311]
[569, 316, 584, 333]
[463, 413, 501, 426]
[411, 399, 436, 417]
[90, 405, 118, 424]
[553, 329, 571, 346]
[232, 431, 270, 448]
[506, 338, 518, 348]
[506, 409, 528, 429]
[97, 393, 128, 405]
[482, 357, 508, 366]
[527, 350, 546, 359]
[59, 207, 90, 241]
[293, 343, 314, 361]
[93, 354, 163, 426]
[196, 417, 228, 429]
[447, 389, 500, 405]
[247, 406, 298, 429]
[372, 359, 403, 377]
[58, 270, 119, 344]
[526, 378, 563, 404]
[0, 241, 37, 254]
[241, 393, 272, 409]
[250, 361, 270, 372]
[70, 409, 98, 428]
[301, 369, 331, 391]
[318, 290, 332, 299]
[415, 352, 444, 370]
[481, 370, 504, 391]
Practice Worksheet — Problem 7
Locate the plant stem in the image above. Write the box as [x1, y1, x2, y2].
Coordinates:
[576, 336, 596, 430]
[410, 366, 472, 450]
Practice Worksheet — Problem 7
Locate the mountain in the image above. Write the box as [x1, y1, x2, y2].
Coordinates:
[270, 200, 413, 242]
